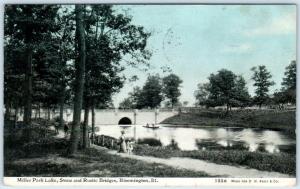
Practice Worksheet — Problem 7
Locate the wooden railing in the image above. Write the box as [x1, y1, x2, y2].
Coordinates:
[93, 134, 119, 150]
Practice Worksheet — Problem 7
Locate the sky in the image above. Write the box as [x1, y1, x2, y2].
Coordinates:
[112, 5, 296, 107]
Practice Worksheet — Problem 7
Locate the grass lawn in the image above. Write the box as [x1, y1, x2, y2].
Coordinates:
[133, 145, 296, 175]
[161, 109, 296, 131]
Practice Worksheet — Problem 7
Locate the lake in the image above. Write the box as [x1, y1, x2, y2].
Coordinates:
[96, 125, 296, 154]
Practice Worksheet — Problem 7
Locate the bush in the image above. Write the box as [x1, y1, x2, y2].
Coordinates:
[137, 138, 162, 146]
[133, 144, 296, 175]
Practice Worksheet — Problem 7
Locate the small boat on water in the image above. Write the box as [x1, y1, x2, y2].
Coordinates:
[143, 124, 160, 129]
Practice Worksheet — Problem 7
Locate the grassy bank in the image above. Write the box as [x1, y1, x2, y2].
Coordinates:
[161, 109, 296, 131]
[4, 121, 209, 177]
[133, 145, 296, 175]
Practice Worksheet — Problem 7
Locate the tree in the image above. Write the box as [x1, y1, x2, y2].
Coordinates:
[182, 101, 189, 107]
[194, 83, 210, 107]
[233, 75, 251, 107]
[195, 70, 250, 111]
[162, 74, 183, 108]
[119, 87, 143, 109]
[251, 65, 275, 108]
[4, 38, 26, 122]
[119, 98, 134, 109]
[69, 5, 86, 155]
[81, 5, 151, 147]
[207, 69, 237, 112]
[272, 90, 287, 109]
[5, 5, 60, 126]
[138, 75, 163, 109]
[281, 60, 296, 104]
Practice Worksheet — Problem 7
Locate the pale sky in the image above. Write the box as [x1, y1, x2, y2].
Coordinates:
[112, 5, 296, 107]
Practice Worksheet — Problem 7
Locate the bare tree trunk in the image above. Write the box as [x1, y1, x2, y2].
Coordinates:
[91, 103, 95, 144]
[47, 108, 51, 120]
[38, 104, 40, 119]
[14, 106, 19, 128]
[82, 99, 90, 148]
[23, 47, 33, 126]
[5, 103, 10, 121]
[68, 5, 86, 155]
[35, 108, 38, 119]
[59, 85, 66, 129]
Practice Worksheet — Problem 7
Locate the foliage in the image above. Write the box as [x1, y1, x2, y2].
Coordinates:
[119, 87, 142, 109]
[84, 5, 151, 109]
[251, 65, 275, 108]
[137, 138, 162, 146]
[133, 145, 296, 175]
[278, 60, 296, 104]
[5, 5, 61, 124]
[138, 75, 164, 109]
[162, 74, 183, 108]
[194, 83, 210, 107]
[232, 75, 251, 107]
[195, 69, 250, 111]
[282, 60, 296, 90]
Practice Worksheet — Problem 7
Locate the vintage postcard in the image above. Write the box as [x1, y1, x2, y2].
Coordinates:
[3, 3, 297, 187]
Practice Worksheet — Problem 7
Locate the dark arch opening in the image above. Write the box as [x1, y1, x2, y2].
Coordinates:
[118, 117, 132, 125]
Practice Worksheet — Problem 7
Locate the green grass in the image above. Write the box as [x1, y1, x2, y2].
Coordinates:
[162, 109, 296, 131]
[133, 145, 296, 175]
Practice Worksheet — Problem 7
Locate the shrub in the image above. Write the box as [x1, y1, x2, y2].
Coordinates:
[137, 138, 162, 146]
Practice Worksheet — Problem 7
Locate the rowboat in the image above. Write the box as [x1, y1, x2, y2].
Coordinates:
[143, 124, 160, 129]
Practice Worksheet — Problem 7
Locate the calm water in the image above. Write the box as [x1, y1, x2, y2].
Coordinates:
[96, 125, 296, 154]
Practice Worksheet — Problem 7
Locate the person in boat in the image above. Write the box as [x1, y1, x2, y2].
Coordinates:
[118, 130, 127, 153]
[146, 123, 149, 127]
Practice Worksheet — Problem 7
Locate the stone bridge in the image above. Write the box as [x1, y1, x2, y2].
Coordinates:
[88, 109, 178, 125]
[58, 109, 178, 125]
[19, 108, 178, 125]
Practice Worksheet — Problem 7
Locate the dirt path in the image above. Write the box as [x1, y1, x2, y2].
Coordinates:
[91, 145, 292, 178]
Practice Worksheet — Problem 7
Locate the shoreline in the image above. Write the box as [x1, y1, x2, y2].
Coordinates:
[160, 110, 296, 132]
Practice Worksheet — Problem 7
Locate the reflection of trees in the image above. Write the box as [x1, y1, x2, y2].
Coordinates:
[195, 139, 250, 151]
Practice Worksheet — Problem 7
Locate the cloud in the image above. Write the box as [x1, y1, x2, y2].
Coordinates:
[244, 12, 296, 36]
[222, 43, 253, 53]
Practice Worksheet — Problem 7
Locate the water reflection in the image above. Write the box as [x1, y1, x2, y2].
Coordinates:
[96, 125, 295, 154]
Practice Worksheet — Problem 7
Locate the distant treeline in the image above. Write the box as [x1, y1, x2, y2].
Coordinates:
[194, 62, 296, 111]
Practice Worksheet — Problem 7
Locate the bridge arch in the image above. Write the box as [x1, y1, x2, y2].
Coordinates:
[118, 117, 132, 125]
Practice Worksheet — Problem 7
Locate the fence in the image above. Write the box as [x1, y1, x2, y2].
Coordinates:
[93, 134, 119, 150]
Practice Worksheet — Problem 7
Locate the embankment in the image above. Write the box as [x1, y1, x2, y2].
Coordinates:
[161, 109, 296, 131]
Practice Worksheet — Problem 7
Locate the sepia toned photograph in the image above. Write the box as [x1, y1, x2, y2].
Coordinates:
[3, 3, 297, 186]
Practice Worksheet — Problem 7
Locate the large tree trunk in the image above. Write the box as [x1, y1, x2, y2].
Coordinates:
[14, 106, 19, 128]
[38, 104, 40, 119]
[82, 99, 90, 149]
[59, 85, 66, 129]
[23, 47, 33, 126]
[5, 102, 11, 121]
[68, 5, 86, 155]
[47, 108, 51, 120]
[91, 102, 95, 144]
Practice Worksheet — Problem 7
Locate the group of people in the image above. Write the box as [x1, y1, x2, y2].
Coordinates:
[118, 130, 134, 155]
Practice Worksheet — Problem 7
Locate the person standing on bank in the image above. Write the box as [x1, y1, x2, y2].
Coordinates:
[118, 130, 127, 153]
[64, 123, 69, 137]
